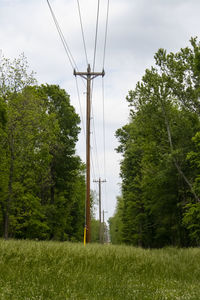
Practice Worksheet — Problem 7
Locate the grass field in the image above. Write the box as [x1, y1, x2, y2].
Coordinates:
[0, 240, 200, 299]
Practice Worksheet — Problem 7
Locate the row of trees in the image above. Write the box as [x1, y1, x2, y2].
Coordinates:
[0, 55, 85, 241]
[109, 38, 200, 247]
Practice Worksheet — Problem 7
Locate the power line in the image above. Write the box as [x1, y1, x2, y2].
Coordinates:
[101, 0, 110, 216]
[77, 0, 89, 66]
[91, 151, 97, 183]
[75, 78, 98, 190]
[76, 0, 108, 185]
[102, 77, 106, 179]
[75, 77, 86, 136]
[92, 0, 100, 71]
[46, 0, 88, 95]
[90, 0, 108, 184]
[91, 111, 100, 178]
[101, 77, 108, 221]
[102, 0, 110, 69]
[46, 0, 98, 204]
[75, 78, 99, 184]
[46, 0, 78, 70]
[75, 77, 98, 183]
[47, 0, 109, 228]
[90, 0, 100, 120]
[46, 0, 88, 171]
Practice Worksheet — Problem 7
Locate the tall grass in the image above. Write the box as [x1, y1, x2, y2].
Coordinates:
[0, 240, 200, 299]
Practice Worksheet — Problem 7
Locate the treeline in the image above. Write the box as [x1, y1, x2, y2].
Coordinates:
[109, 38, 200, 248]
[0, 55, 85, 241]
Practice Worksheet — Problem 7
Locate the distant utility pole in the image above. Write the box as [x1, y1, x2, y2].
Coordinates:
[93, 178, 106, 243]
[74, 64, 105, 243]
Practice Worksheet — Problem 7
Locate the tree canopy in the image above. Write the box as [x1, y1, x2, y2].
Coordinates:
[0, 54, 85, 241]
[110, 38, 200, 247]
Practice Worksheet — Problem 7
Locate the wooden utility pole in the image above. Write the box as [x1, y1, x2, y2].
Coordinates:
[93, 178, 106, 243]
[74, 64, 105, 243]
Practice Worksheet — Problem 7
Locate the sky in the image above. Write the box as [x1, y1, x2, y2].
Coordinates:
[1, 0, 200, 222]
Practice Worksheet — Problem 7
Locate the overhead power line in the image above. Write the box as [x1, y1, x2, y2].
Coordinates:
[90, 0, 101, 181]
[75, 77, 86, 136]
[102, 0, 110, 69]
[77, 0, 89, 66]
[100, 0, 110, 217]
[91, 112, 100, 178]
[92, 0, 100, 71]
[46, 0, 110, 241]
[46, 0, 87, 159]
[102, 77, 106, 179]
[46, 0, 78, 71]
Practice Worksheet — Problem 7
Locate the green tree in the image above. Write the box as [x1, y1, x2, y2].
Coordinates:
[0, 53, 36, 98]
[37, 84, 85, 241]
[109, 196, 123, 244]
[116, 39, 200, 247]
[0, 54, 85, 241]
[183, 132, 200, 245]
[0, 54, 36, 239]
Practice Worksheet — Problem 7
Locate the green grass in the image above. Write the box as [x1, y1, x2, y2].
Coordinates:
[0, 240, 200, 299]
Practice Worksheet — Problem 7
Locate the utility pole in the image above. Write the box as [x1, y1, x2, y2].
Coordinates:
[93, 178, 106, 243]
[74, 64, 105, 243]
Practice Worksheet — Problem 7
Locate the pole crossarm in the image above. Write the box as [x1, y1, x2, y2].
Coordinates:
[74, 65, 105, 80]
[74, 64, 105, 244]
[93, 179, 106, 183]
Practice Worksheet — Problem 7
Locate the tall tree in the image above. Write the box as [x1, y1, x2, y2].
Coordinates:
[37, 84, 85, 241]
[115, 38, 200, 247]
[0, 54, 85, 241]
[0, 54, 36, 239]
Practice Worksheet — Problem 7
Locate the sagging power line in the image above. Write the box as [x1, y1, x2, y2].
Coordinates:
[76, 0, 89, 66]
[46, 0, 78, 70]
[46, 0, 110, 244]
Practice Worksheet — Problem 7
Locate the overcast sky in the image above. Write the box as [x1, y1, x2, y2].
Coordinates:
[1, 0, 200, 221]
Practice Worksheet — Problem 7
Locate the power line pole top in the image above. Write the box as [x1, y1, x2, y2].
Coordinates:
[74, 65, 105, 78]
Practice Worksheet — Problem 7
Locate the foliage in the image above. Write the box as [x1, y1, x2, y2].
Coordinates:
[183, 131, 200, 245]
[115, 38, 200, 247]
[182, 203, 200, 245]
[108, 196, 123, 244]
[0, 53, 36, 98]
[0, 54, 85, 241]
